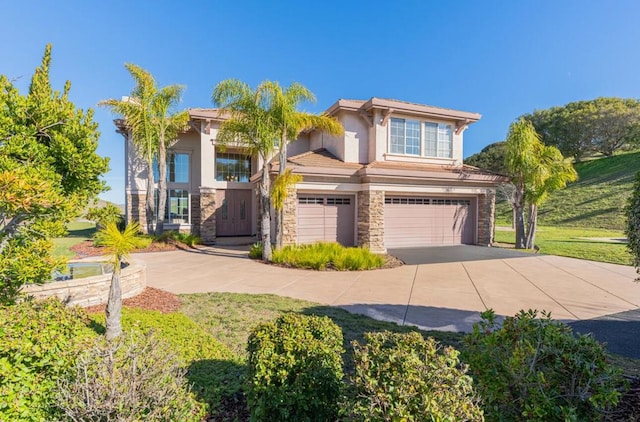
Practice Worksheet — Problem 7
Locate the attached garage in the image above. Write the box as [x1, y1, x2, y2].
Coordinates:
[297, 194, 355, 246]
[384, 196, 475, 248]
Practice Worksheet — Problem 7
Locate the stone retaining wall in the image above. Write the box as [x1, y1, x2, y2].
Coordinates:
[21, 259, 146, 308]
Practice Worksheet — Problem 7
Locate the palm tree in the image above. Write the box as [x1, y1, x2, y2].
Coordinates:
[94, 221, 140, 340]
[100, 64, 187, 235]
[261, 82, 344, 248]
[505, 119, 577, 249]
[212, 79, 278, 261]
[100, 64, 157, 234]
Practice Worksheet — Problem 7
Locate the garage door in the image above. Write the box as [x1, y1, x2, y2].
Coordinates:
[384, 196, 474, 248]
[298, 195, 355, 246]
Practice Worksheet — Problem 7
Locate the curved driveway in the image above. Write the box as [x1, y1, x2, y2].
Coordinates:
[135, 245, 640, 358]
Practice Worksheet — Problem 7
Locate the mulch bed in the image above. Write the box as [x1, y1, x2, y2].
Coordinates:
[84, 287, 182, 314]
[70, 239, 195, 259]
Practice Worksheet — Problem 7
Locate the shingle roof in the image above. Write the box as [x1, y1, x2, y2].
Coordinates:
[285, 148, 363, 169]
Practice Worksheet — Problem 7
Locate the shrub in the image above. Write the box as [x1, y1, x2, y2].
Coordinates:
[56, 330, 205, 421]
[272, 242, 385, 270]
[463, 309, 625, 421]
[348, 331, 483, 421]
[0, 298, 95, 421]
[154, 230, 202, 247]
[90, 308, 241, 414]
[86, 203, 123, 230]
[626, 171, 640, 280]
[246, 313, 344, 421]
[248, 242, 263, 259]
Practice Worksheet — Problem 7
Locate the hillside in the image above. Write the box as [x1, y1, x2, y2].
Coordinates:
[496, 150, 640, 230]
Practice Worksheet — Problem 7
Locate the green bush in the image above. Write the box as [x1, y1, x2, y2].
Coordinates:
[626, 171, 640, 280]
[463, 309, 625, 421]
[246, 313, 344, 421]
[56, 330, 205, 421]
[86, 203, 123, 230]
[272, 242, 385, 270]
[348, 331, 483, 421]
[248, 242, 263, 259]
[90, 308, 241, 414]
[154, 230, 202, 247]
[0, 298, 95, 421]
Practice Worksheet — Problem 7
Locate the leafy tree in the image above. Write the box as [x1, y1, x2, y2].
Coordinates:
[100, 65, 188, 234]
[524, 97, 640, 159]
[261, 82, 344, 248]
[626, 172, 640, 281]
[86, 202, 123, 230]
[212, 79, 279, 261]
[505, 119, 577, 249]
[94, 222, 140, 340]
[464, 141, 508, 174]
[0, 44, 108, 304]
[272, 169, 303, 217]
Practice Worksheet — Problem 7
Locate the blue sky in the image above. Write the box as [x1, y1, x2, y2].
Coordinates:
[2, 1, 639, 204]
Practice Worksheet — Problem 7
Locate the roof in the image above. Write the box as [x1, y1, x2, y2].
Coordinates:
[188, 108, 232, 120]
[286, 148, 362, 169]
[325, 97, 481, 124]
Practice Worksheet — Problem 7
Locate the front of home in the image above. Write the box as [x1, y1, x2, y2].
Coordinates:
[120, 97, 507, 253]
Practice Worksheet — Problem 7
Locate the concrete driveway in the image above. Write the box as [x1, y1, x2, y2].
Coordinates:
[135, 245, 640, 358]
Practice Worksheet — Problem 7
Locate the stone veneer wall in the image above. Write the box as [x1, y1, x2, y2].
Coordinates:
[281, 187, 298, 245]
[477, 190, 496, 246]
[357, 190, 385, 253]
[126, 191, 147, 233]
[22, 259, 146, 308]
[199, 188, 216, 244]
[190, 193, 201, 236]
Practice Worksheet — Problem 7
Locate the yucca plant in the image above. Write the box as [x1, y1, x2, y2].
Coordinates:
[94, 222, 140, 340]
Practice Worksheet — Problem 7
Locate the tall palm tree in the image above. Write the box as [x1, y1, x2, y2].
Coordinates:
[212, 79, 278, 261]
[100, 64, 187, 234]
[261, 82, 344, 248]
[94, 221, 140, 340]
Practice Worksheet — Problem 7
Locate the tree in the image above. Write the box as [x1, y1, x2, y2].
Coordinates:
[626, 172, 640, 281]
[0, 44, 108, 304]
[100, 65, 188, 234]
[94, 222, 140, 340]
[212, 79, 279, 261]
[524, 97, 640, 160]
[505, 119, 577, 249]
[260, 82, 344, 248]
[464, 141, 508, 174]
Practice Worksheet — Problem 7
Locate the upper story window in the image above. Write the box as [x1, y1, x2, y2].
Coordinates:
[153, 152, 190, 183]
[216, 152, 252, 182]
[390, 118, 453, 159]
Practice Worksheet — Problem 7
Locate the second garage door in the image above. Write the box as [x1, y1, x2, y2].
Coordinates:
[297, 195, 355, 246]
[384, 196, 474, 248]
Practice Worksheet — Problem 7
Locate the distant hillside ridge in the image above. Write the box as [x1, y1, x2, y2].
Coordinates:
[496, 150, 640, 230]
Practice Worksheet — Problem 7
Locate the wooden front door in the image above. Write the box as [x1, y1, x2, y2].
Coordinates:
[216, 189, 252, 236]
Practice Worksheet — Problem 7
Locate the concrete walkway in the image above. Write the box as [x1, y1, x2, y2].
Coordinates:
[135, 245, 640, 358]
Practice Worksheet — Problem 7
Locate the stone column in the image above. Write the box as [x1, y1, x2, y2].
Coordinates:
[199, 187, 217, 244]
[281, 187, 298, 245]
[126, 190, 148, 233]
[477, 189, 496, 246]
[190, 193, 201, 236]
[357, 190, 385, 253]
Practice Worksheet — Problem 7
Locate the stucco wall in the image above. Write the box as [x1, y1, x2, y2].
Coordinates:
[21, 259, 146, 308]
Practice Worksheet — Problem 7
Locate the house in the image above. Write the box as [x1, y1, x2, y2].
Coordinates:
[120, 97, 507, 253]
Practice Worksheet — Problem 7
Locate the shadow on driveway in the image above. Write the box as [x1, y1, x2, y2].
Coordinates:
[570, 309, 640, 359]
[389, 245, 535, 265]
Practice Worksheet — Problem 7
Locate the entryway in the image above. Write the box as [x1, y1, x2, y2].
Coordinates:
[215, 189, 252, 236]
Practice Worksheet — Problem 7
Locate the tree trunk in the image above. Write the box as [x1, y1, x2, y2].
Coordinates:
[260, 161, 273, 261]
[525, 203, 538, 249]
[105, 265, 122, 341]
[145, 157, 155, 234]
[157, 139, 167, 235]
[275, 131, 287, 249]
[513, 186, 526, 249]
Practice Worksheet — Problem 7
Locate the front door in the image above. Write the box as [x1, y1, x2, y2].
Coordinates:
[216, 189, 252, 236]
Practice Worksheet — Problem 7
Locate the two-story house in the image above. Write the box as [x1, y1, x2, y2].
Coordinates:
[120, 97, 507, 253]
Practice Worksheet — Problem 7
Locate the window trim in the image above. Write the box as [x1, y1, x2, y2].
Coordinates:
[388, 118, 453, 159]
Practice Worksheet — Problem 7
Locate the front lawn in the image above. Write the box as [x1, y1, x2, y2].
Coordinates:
[52, 221, 97, 258]
[494, 225, 633, 265]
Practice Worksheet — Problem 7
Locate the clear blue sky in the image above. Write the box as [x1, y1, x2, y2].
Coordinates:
[2, 1, 639, 204]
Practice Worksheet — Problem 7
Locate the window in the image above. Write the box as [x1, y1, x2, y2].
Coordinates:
[390, 118, 420, 155]
[153, 152, 190, 183]
[389, 119, 453, 158]
[216, 152, 252, 182]
[167, 189, 189, 223]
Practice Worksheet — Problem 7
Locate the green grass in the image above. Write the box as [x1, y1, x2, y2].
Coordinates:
[495, 226, 633, 265]
[267, 242, 385, 270]
[51, 221, 96, 258]
[496, 150, 640, 230]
